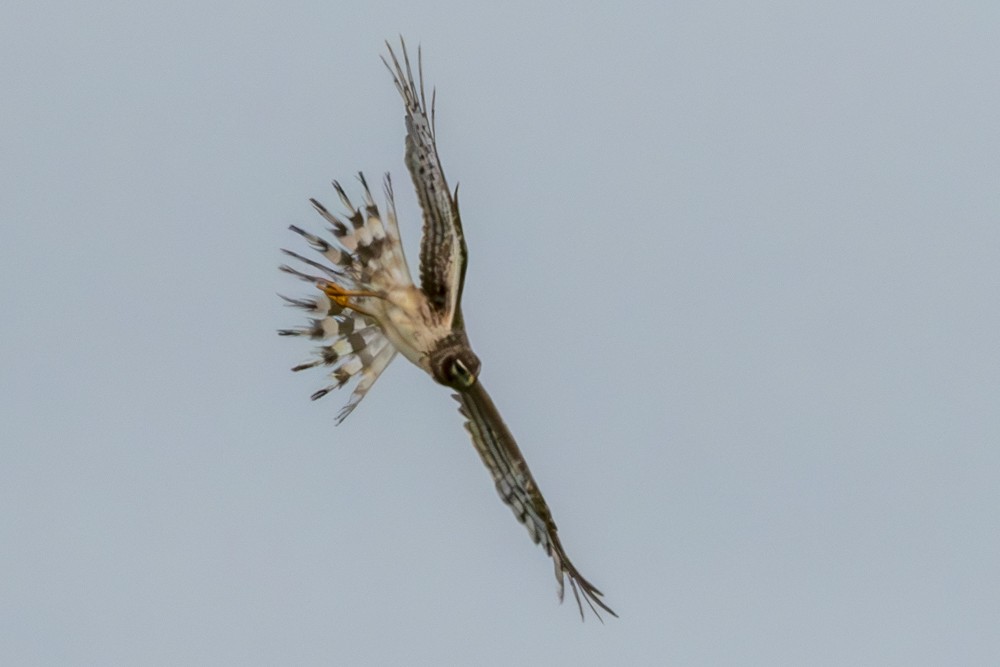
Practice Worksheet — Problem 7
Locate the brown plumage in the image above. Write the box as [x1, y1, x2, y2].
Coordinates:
[279, 38, 615, 620]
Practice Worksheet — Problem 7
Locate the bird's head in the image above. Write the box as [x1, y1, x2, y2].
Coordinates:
[429, 340, 481, 390]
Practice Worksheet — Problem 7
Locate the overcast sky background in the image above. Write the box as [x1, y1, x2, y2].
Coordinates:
[3, 1, 999, 665]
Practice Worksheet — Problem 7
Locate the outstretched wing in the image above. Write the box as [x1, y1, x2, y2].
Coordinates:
[454, 381, 617, 621]
[382, 39, 468, 328]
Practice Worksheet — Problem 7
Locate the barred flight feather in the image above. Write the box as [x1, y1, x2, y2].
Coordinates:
[454, 382, 617, 621]
[382, 40, 467, 325]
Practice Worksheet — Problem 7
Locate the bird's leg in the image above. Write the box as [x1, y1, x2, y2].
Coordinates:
[319, 280, 383, 315]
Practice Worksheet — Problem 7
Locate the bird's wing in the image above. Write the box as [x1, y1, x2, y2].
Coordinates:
[383, 39, 468, 329]
[454, 380, 616, 621]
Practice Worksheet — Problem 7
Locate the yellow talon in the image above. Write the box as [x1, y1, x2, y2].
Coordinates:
[319, 281, 383, 311]
[320, 281, 353, 308]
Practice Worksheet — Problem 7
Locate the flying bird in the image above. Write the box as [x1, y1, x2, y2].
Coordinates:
[279, 40, 615, 620]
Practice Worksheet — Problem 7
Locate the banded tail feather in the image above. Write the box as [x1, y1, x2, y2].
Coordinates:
[280, 176, 413, 421]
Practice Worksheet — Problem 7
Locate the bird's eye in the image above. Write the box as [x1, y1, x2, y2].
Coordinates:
[448, 358, 477, 388]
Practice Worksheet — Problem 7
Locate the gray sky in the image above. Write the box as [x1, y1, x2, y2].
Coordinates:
[3, 1, 999, 664]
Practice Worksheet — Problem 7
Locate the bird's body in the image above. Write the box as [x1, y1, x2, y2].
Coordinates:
[279, 40, 615, 620]
[377, 285, 441, 368]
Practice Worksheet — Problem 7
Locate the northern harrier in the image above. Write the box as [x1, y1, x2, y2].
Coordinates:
[279, 40, 615, 620]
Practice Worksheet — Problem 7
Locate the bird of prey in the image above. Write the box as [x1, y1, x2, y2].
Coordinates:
[279, 40, 615, 620]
